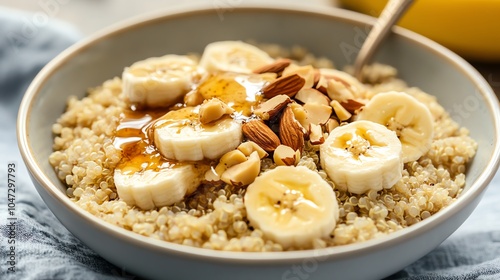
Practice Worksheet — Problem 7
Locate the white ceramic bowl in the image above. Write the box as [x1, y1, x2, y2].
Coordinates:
[17, 4, 500, 280]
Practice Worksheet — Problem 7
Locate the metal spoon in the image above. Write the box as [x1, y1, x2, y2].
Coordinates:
[353, 0, 415, 80]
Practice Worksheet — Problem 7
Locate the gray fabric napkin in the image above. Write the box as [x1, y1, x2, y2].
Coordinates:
[1, 7, 499, 280]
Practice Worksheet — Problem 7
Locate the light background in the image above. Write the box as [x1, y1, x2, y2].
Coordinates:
[2, 0, 498, 95]
[0, 0, 336, 35]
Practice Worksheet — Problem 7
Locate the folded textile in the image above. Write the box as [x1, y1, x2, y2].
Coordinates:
[1, 7, 499, 280]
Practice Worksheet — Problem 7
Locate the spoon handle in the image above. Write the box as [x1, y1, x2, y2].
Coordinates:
[353, 0, 414, 80]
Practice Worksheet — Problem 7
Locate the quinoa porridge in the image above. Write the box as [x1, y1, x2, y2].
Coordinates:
[49, 41, 477, 251]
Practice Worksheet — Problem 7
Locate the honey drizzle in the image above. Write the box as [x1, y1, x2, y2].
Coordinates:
[114, 74, 269, 175]
[114, 109, 173, 174]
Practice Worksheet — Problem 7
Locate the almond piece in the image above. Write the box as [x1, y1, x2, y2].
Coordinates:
[320, 69, 366, 96]
[295, 88, 331, 106]
[273, 144, 297, 166]
[325, 118, 340, 133]
[315, 75, 328, 94]
[254, 95, 291, 120]
[253, 58, 291, 74]
[331, 100, 352, 121]
[261, 74, 305, 99]
[309, 123, 325, 145]
[279, 105, 305, 152]
[313, 69, 321, 86]
[242, 120, 281, 152]
[199, 98, 234, 124]
[340, 99, 365, 114]
[326, 79, 355, 103]
[237, 141, 268, 159]
[221, 151, 261, 187]
[184, 89, 204, 106]
[282, 64, 315, 89]
[289, 102, 309, 133]
[303, 103, 332, 125]
[214, 149, 248, 177]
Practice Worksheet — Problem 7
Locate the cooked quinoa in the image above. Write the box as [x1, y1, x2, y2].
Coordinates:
[49, 44, 477, 251]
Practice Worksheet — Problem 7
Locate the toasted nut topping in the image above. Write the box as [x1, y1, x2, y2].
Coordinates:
[325, 118, 340, 133]
[320, 68, 366, 96]
[215, 149, 248, 177]
[254, 95, 291, 120]
[221, 151, 261, 187]
[273, 145, 297, 166]
[326, 79, 355, 103]
[279, 105, 305, 152]
[282, 64, 316, 89]
[184, 90, 204, 106]
[340, 99, 365, 114]
[289, 102, 309, 132]
[309, 123, 325, 145]
[313, 69, 321, 86]
[253, 58, 291, 74]
[204, 167, 220, 182]
[295, 88, 330, 106]
[242, 120, 281, 152]
[261, 74, 305, 99]
[303, 103, 332, 125]
[238, 141, 268, 159]
[331, 100, 352, 121]
[315, 75, 328, 94]
[199, 98, 234, 124]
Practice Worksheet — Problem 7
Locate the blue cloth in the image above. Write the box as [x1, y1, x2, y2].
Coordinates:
[1, 7, 500, 280]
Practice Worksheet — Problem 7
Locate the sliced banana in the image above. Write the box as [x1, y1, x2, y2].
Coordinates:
[320, 120, 403, 194]
[114, 164, 206, 210]
[122, 55, 203, 108]
[357, 91, 434, 163]
[244, 166, 338, 249]
[153, 106, 242, 161]
[199, 41, 274, 74]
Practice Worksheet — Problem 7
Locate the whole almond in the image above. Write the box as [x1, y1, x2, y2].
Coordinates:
[253, 58, 291, 74]
[261, 74, 305, 99]
[242, 120, 281, 152]
[279, 106, 305, 152]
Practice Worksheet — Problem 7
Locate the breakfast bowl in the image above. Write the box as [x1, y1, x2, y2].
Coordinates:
[17, 3, 500, 280]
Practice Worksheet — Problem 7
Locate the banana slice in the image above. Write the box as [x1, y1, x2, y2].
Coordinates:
[199, 41, 274, 74]
[153, 106, 242, 161]
[320, 120, 403, 194]
[114, 164, 206, 210]
[122, 55, 203, 108]
[244, 166, 338, 249]
[357, 91, 434, 163]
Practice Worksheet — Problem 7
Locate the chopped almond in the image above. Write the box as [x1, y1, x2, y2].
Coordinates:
[237, 141, 269, 159]
[282, 64, 316, 89]
[309, 123, 325, 145]
[295, 88, 330, 106]
[199, 98, 233, 124]
[303, 103, 332, 125]
[254, 95, 291, 120]
[331, 100, 352, 121]
[273, 145, 297, 166]
[325, 118, 340, 133]
[215, 150, 248, 177]
[326, 79, 355, 103]
[221, 151, 261, 187]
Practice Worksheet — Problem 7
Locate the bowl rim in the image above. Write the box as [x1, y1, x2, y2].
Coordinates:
[17, 3, 500, 263]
